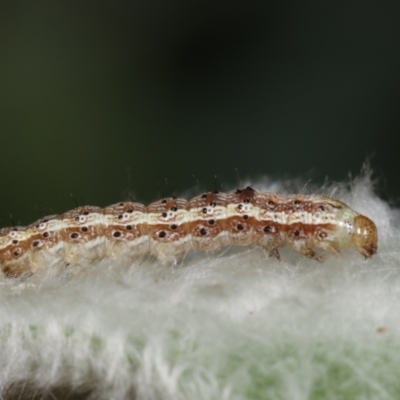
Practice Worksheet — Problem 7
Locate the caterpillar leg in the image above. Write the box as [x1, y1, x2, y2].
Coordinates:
[292, 244, 323, 262]
[268, 248, 281, 261]
[314, 241, 340, 256]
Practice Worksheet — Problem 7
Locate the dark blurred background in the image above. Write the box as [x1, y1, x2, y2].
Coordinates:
[1, 0, 399, 226]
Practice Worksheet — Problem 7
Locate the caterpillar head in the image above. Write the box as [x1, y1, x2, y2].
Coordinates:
[352, 215, 378, 258]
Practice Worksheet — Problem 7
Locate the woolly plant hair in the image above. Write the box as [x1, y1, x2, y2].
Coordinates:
[0, 170, 398, 400]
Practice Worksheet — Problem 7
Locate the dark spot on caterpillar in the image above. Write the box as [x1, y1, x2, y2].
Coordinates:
[236, 189, 242, 194]
[237, 224, 244, 231]
[268, 201, 275, 209]
[32, 240, 39, 247]
[238, 204, 243, 210]
[75, 217, 80, 221]
[13, 250, 20, 257]
[113, 231, 121, 238]
[126, 225, 132, 230]
[202, 208, 207, 214]
[171, 207, 178, 212]
[171, 224, 177, 230]
[162, 212, 167, 218]
[127, 209, 133, 213]
[210, 202, 216, 207]
[263, 226, 272, 233]
[161, 199, 167, 204]
[81, 227, 88, 232]
[12, 240, 18, 244]
[118, 215, 123, 219]
[119, 202, 124, 206]
[319, 232, 327, 239]
[70, 233, 79, 239]
[43, 232, 49, 238]
[208, 219, 215, 225]
[200, 228, 207, 235]
[319, 205, 325, 211]
[246, 186, 254, 191]
[83, 211, 90, 215]
[214, 190, 219, 194]
[294, 200, 301, 205]
[172, 195, 177, 200]
[294, 230, 300, 237]
[244, 198, 250, 204]
[243, 215, 248, 220]
[159, 231, 166, 238]
[202, 193, 207, 199]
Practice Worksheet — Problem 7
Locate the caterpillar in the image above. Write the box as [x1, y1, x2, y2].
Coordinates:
[0, 187, 378, 277]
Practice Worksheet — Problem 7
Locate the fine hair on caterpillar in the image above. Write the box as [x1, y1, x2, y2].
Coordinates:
[0, 186, 378, 277]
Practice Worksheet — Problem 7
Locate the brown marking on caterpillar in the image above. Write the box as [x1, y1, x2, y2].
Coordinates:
[188, 191, 230, 251]
[0, 188, 378, 276]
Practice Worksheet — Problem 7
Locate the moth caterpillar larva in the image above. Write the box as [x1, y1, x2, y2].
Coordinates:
[0, 187, 378, 276]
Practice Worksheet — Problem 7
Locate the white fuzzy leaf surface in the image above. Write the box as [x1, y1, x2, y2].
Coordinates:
[1, 172, 399, 400]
